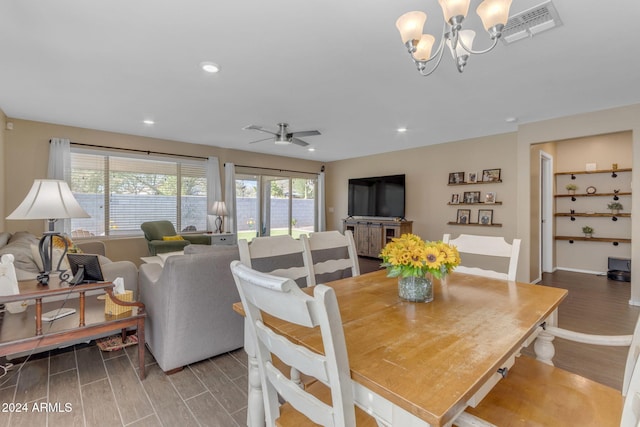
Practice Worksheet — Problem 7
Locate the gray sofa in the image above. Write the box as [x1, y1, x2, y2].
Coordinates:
[0, 231, 138, 295]
[138, 244, 244, 373]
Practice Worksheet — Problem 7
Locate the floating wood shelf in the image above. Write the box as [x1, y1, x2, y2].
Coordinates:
[555, 168, 632, 176]
[555, 192, 631, 198]
[555, 213, 631, 218]
[555, 236, 631, 244]
[447, 202, 503, 206]
[447, 222, 503, 227]
[448, 180, 502, 186]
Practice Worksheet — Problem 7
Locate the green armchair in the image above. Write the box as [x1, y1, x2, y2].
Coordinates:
[140, 220, 211, 255]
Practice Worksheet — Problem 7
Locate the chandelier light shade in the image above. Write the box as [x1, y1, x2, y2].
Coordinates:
[6, 179, 90, 285]
[396, 0, 513, 76]
[211, 200, 227, 234]
[395, 11, 427, 45]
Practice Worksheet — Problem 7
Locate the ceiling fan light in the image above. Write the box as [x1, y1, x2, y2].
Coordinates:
[438, 0, 470, 23]
[476, 0, 512, 32]
[396, 11, 427, 44]
[447, 29, 475, 58]
[414, 34, 436, 61]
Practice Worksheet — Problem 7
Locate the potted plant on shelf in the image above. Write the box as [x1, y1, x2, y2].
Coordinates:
[582, 226, 594, 238]
[565, 183, 578, 195]
[607, 202, 623, 214]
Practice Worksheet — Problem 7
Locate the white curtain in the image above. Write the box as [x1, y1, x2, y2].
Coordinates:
[224, 162, 237, 235]
[47, 138, 72, 233]
[317, 171, 326, 231]
[206, 156, 222, 231]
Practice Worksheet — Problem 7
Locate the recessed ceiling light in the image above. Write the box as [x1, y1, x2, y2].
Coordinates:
[397, 127, 408, 132]
[308, 147, 316, 152]
[143, 119, 155, 125]
[200, 62, 220, 73]
[505, 117, 518, 123]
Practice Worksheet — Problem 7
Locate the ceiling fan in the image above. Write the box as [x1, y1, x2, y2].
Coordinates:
[243, 123, 321, 147]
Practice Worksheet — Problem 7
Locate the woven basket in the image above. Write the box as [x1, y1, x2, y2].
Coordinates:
[105, 290, 133, 316]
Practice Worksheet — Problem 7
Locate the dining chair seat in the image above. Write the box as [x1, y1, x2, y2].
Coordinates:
[276, 381, 378, 427]
[457, 314, 640, 427]
[443, 233, 521, 281]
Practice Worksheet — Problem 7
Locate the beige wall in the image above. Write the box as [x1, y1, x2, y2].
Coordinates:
[0, 109, 5, 232]
[3, 118, 323, 264]
[517, 104, 640, 304]
[326, 132, 519, 273]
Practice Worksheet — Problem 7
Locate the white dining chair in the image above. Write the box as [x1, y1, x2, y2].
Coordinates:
[238, 234, 315, 390]
[238, 234, 312, 288]
[442, 233, 521, 281]
[300, 230, 360, 287]
[230, 261, 377, 427]
[456, 313, 640, 427]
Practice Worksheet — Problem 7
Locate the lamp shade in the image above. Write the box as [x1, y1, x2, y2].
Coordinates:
[476, 0, 512, 31]
[414, 34, 436, 61]
[211, 201, 227, 216]
[396, 11, 427, 44]
[438, 0, 471, 23]
[447, 30, 476, 58]
[6, 179, 90, 220]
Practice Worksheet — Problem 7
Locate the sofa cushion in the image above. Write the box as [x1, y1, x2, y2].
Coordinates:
[0, 231, 40, 273]
[0, 232, 11, 249]
[184, 244, 238, 255]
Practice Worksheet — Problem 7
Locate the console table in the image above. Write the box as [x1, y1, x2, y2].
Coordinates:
[0, 278, 146, 379]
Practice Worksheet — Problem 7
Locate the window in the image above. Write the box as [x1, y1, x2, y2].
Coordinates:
[70, 150, 207, 236]
[235, 170, 317, 242]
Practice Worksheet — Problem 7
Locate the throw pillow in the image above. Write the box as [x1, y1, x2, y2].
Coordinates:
[0, 232, 40, 273]
[0, 232, 11, 249]
[52, 234, 82, 253]
[162, 235, 184, 241]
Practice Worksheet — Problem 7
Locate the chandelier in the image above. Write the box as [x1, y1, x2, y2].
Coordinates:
[396, 0, 513, 75]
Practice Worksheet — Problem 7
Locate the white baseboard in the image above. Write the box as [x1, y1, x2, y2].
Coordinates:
[629, 299, 640, 307]
[555, 267, 607, 276]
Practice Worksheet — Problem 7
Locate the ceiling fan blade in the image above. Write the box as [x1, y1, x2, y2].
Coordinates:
[290, 137, 309, 147]
[289, 130, 321, 138]
[248, 136, 274, 144]
[243, 124, 278, 136]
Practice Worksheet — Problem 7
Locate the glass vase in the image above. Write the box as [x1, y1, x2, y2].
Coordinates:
[398, 275, 433, 303]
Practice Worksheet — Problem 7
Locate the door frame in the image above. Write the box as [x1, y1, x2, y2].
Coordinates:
[540, 150, 554, 278]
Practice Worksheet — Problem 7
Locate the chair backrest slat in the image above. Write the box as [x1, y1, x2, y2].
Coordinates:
[238, 234, 311, 288]
[301, 231, 360, 287]
[443, 233, 521, 281]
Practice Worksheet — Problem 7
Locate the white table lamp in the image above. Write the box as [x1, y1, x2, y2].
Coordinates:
[6, 179, 90, 285]
[211, 201, 227, 234]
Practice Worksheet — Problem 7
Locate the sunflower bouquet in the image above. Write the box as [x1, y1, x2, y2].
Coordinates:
[379, 233, 460, 280]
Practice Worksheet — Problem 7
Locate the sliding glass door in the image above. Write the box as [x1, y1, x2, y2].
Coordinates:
[235, 172, 317, 242]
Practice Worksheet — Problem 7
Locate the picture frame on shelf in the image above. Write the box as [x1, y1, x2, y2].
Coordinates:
[484, 192, 496, 204]
[482, 168, 501, 182]
[457, 209, 471, 224]
[478, 209, 494, 225]
[467, 172, 478, 183]
[463, 191, 481, 204]
[449, 172, 465, 184]
[451, 193, 460, 204]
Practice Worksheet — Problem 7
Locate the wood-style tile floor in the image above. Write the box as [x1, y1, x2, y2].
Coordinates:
[0, 343, 248, 427]
[0, 266, 636, 426]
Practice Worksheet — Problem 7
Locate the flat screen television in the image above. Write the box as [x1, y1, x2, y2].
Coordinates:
[348, 174, 405, 218]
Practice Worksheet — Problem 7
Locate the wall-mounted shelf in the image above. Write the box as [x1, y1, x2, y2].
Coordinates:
[448, 180, 502, 186]
[555, 192, 631, 198]
[555, 213, 631, 218]
[446, 222, 503, 227]
[447, 202, 503, 206]
[555, 168, 631, 176]
[555, 236, 631, 244]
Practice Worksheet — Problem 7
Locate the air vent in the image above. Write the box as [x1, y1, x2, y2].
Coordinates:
[501, 0, 562, 45]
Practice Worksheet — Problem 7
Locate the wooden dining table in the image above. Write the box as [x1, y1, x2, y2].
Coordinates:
[234, 269, 568, 427]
